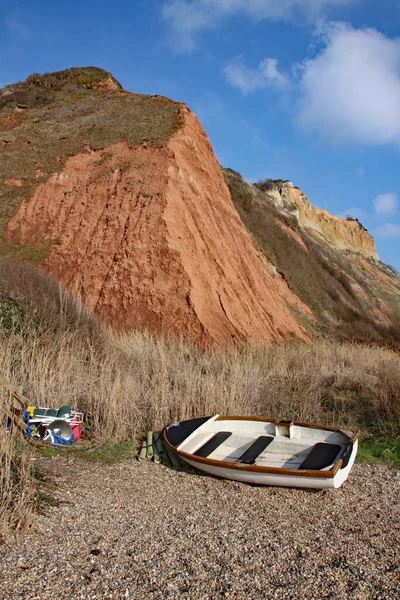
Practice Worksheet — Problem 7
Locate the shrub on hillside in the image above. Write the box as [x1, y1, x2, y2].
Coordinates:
[254, 178, 290, 193]
[345, 214, 368, 232]
[0, 260, 102, 338]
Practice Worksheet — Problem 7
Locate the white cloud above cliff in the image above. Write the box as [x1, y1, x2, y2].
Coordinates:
[343, 193, 398, 223]
[374, 193, 398, 216]
[5, 18, 28, 36]
[224, 56, 288, 94]
[221, 22, 400, 148]
[342, 207, 369, 221]
[162, 0, 357, 50]
[297, 24, 400, 146]
[375, 223, 400, 238]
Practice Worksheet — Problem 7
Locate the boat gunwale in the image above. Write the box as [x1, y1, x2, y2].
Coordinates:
[163, 415, 360, 479]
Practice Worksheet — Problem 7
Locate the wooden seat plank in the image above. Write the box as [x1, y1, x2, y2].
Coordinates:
[194, 431, 232, 458]
[299, 443, 342, 470]
[236, 436, 274, 465]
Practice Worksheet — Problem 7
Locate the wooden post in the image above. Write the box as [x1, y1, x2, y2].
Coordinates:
[0, 378, 29, 435]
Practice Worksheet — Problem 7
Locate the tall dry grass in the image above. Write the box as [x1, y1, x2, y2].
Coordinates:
[1, 261, 399, 532]
[0, 428, 35, 535]
[1, 312, 399, 442]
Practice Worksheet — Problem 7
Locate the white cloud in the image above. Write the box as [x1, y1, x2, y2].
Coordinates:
[297, 23, 400, 145]
[374, 193, 398, 216]
[6, 18, 28, 36]
[162, 0, 356, 51]
[375, 223, 400, 238]
[224, 56, 288, 94]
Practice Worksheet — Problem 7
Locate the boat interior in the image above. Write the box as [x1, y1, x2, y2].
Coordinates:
[166, 417, 355, 471]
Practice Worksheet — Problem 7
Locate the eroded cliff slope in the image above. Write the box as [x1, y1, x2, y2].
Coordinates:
[268, 182, 377, 260]
[1, 68, 399, 347]
[1, 69, 310, 346]
[225, 170, 400, 344]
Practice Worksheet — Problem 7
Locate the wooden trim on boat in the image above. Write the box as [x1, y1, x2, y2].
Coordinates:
[342, 429, 360, 443]
[162, 428, 351, 479]
[216, 415, 360, 443]
[216, 416, 276, 424]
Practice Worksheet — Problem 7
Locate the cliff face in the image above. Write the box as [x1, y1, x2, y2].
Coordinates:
[267, 183, 377, 259]
[6, 106, 310, 346]
[225, 170, 400, 345]
[2, 68, 399, 347]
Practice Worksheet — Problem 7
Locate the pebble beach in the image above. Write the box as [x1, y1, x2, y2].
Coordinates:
[1, 458, 399, 599]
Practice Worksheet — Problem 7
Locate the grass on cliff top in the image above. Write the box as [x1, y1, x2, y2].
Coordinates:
[0, 67, 182, 263]
[223, 168, 400, 347]
[0, 67, 122, 107]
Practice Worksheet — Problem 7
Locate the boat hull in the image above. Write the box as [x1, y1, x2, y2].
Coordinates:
[179, 440, 358, 489]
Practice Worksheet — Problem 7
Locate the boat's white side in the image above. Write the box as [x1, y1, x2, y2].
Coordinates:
[180, 440, 358, 489]
[164, 415, 359, 489]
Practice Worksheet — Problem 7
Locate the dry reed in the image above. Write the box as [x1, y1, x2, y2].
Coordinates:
[1, 262, 399, 532]
[1, 314, 399, 442]
[0, 428, 35, 535]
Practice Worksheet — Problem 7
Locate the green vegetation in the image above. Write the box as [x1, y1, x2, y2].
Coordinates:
[358, 437, 400, 467]
[345, 214, 368, 232]
[0, 296, 24, 330]
[0, 67, 122, 109]
[39, 441, 137, 465]
[0, 67, 182, 262]
[224, 168, 400, 346]
[82, 441, 137, 463]
[37, 491, 60, 507]
[254, 177, 291, 193]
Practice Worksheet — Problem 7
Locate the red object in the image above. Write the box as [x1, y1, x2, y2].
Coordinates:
[71, 417, 82, 441]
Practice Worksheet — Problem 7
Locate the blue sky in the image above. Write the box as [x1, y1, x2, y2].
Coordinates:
[1, 0, 400, 269]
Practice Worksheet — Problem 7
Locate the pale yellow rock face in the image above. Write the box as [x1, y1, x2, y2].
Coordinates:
[286, 185, 378, 260]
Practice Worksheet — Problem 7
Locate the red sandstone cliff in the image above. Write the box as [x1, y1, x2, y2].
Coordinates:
[6, 107, 311, 346]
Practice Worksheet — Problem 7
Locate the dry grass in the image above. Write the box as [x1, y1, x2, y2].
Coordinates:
[1, 271, 399, 441]
[0, 429, 35, 535]
[1, 261, 399, 532]
[2, 323, 400, 440]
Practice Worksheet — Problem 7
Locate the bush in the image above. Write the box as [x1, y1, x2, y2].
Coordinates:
[345, 215, 368, 232]
[254, 178, 290, 193]
[0, 67, 122, 109]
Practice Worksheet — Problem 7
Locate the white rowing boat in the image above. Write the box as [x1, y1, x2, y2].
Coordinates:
[163, 415, 359, 489]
